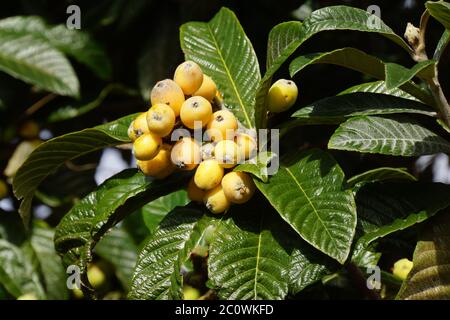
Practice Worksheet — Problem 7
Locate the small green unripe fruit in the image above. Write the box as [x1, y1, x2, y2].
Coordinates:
[267, 79, 298, 113]
[151, 79, 185, 117]
[146, 103, 175, 137]
[193, 75, 217, 102]
[214, 140, 240, 168]
[203, 185, 230, 214]
[132, 112, 150, 138]
[174, 61, 204, 95]
[187, 177, 205, 202]
[183, 285, 201, 300]
[171, 137, 201, 170]
[392, 258, 413, 280]
[222, 171, 255, 204]
[87, 264, 106, 289]
[0, 180, 8, 199]
[194, 159, 224, 190]
[137, 144, 174, 179]
[180, 96, 212, 129]
[133, 133, 161, 161]
[206, 110, 238, 141]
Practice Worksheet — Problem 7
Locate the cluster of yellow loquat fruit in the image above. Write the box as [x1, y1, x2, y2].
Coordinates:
[128, 61, 262, 214]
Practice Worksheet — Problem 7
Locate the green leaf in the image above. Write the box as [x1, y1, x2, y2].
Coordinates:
[30, 222, 68, 300]
[329, 115, 450, 156]
[437, 118, 450, 133]
[338, 81, 421, 102]
[208, 201, 336, 299]
[95, 226, 138, 291]
[354, 182, 450, 247]
[347, 167, 416, 187]
[0, 239, 45, 299]
[0, 32, 79, 97]
[434, 30, 450, 61]
[234, 152, 276, 182]
[384, 61, 435, 90]
[289, 93, 435, 126]
[0, 16, 111, 79]
[140, 190, 190, 234]
[54, 169, 189, 276]
[289, 48, 433, 104]
[255, 149, 357, 264]
[12, 113, 136, 226]
[397, 213, 450, 299]
[129, 206, 210, 300]
[426, 1, 450, 31]
[180, 7, 260, 128]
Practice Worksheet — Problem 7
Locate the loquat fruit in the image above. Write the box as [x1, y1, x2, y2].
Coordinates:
[214, 140, 240, 168]
[180, 96, 212, 129]
[133, 132, 161, 161]
[193, 75, 217, 102]
[194, 159, 224, 190]
[171, 137, 201, 170]
[267, 79, 298, 113]
[206, 110, 238, 141]
[203, 185, 230, 214]
[201, 142, 215, 161]
[146, 103, 175, 137]
[150, 79, 185, 116]
[174, 61, 203, 95]
[132, 112, 150, 138]
[137, 144, 174, 179]
[187, 177, 205, 203]
[235, 133, 257, 160]
[221, 171, 255, 204]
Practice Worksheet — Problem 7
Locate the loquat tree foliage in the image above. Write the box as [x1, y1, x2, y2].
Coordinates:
[1, 0, 450, 300]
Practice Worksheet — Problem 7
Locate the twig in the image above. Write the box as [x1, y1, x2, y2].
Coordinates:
[25, 93, 57, 116]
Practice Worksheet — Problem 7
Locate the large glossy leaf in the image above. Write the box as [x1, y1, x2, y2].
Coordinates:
[289, 93, 435, 126]
[180, 7, 260, 128]
[329, 115, 450, 156]
[0, 16, 111, 79]
[54, 169, 189, 277]
[140, 190, 189, 234]
[30, 222, 68, 300]
[0, 32, 79, 97]
[398, 213, 450, 299]
[384, 61, 435, 90]
[347, 167, 416, 187]
[208, 200, 336, 299]
[338, 81, 420, 102]
[426, 1, 450, 31]
[13, 113, 136, 226]
[129, 206, 212, 300]
[0, 239, 45, 299]
[95, 226, 138, 290]
[289, 48, 433, 104]
[354, 182, 450, 247]
[255, 149, 357, 264]
[255, 5, 413, 128]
